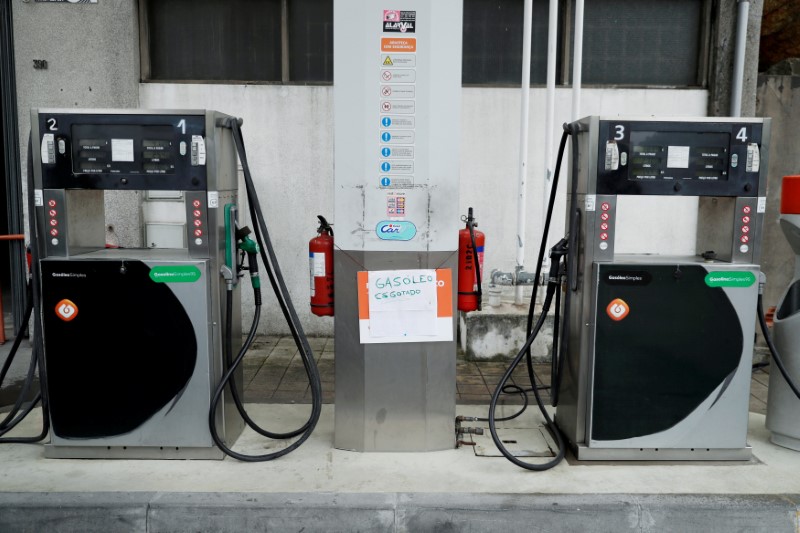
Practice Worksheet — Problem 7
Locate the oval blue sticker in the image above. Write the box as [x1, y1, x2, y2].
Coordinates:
[376, 220, 416, 241]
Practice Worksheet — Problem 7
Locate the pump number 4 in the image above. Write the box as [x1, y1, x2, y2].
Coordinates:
[736, 127, 748, 143]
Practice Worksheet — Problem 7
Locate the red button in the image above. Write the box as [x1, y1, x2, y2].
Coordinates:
[741, 235, 749, 243]
[600, 233, 609, 241]
[742, 226, 750, 233]
[742, 216, 750, 224]
[193, 210, 201, 218]
[600, 223, 609, 230]
[48, 200, 57, 207]
[601, 202, 611, 211]
[194, 229, 203, 237]
[600, 213, 610, 221]
[743, 206, 751, 214]
[193, 219, 202, 227]
[192, 200, 201, 208]
[50, 228, 58, 236]
[49, 219, 58, 226]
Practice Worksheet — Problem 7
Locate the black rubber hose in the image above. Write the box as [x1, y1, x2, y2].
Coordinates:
[523, 127, 570, 405]
[758, 295, 800, 399]
[232, 121, 321, 437]
[0, 133, 50, 444]
[207, 119, 321, 461]
[488, 274, 566, 471]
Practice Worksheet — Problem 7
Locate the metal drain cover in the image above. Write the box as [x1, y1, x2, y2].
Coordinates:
[472, 426, 557, 457]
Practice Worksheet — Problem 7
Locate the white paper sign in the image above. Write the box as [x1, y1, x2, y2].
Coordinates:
[367, 269, 437, 338]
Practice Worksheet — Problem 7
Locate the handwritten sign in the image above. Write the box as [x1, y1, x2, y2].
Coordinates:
[358, 269, 453, 344]
[368, 269, 437, 337]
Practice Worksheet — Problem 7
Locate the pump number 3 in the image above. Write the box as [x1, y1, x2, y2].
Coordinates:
[614, 125, 625, 141]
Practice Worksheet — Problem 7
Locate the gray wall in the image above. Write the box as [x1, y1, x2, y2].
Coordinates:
[708, 0, 764, 117]
[756, 74, 800, 310]
[13, 0, 141, 243]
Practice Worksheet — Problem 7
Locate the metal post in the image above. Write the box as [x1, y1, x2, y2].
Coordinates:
[730, 0, 750, 117]
[515, 0, 534, 305]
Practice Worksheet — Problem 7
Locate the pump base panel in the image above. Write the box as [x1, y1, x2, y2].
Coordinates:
[573, 444, 752, 461]
[43, 444, 224, 460]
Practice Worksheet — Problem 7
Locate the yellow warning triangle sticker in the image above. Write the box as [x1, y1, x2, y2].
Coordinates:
[383, 56, 393, 66]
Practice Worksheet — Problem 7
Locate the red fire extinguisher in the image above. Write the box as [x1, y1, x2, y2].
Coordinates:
[458, 207, 484, 312]
[309, 215, 334, 316]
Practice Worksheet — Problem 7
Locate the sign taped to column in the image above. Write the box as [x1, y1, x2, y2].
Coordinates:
[357, 269, 453, 344]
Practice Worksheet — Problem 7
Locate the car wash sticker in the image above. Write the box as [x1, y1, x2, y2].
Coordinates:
[383, 10, 416, 33]
[704, 271, 756, 288]
[376, 220, 416, 241]
[606, 298, 630, 322]
[55, 299, 79, 322]
[149, 265, 202, 283]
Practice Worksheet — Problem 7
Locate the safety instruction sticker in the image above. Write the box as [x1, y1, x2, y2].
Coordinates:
[380, 85, 415, 99]
[381, 54, 416, 68]
[357, 269, 453, 344]
[381, 38, 416, 52]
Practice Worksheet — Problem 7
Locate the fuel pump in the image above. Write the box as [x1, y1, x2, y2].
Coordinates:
[490, 116, 776, 470]
[2, 109, 321, 461]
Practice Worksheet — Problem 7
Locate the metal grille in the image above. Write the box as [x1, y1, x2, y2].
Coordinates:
[578, 0, 703, 86]
[145, 0, 282, 82]
[462, 0, 553, 85]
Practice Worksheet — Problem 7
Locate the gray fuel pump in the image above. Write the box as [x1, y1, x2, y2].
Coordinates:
[765, 175, 800, 450]
[30, 109, 244, 459]
[555, 116, 771, 461]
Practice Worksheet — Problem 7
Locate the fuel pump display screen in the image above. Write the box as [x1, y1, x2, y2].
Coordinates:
[37, 112, 207, 191]
[629, 131, 730, 182]
[71, 124, 176, 175]
[596, 120, 764, 197]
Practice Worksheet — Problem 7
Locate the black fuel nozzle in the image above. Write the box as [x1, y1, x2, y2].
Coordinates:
[317, 215, 334, 236]
[547, 238, 569, 285]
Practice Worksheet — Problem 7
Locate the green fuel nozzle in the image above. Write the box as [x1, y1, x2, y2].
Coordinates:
[236, 226, 262, 293]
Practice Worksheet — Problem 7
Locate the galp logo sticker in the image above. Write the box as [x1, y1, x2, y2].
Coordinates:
[55, 299, 79, 322]
[606, 298, 629, 322]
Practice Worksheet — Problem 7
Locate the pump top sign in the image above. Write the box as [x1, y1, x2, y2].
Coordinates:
[383, 10, 416, 33]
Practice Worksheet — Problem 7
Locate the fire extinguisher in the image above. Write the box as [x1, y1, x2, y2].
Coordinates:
[458, 207, 484, 312]
[309, 215, 334, 316]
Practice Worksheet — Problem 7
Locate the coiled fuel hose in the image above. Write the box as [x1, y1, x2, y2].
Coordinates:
[208, 118, 322, 461]
[486, 126, 573, 471]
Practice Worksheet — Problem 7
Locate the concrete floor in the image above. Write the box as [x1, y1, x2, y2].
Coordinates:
[0, 335, 797, 532]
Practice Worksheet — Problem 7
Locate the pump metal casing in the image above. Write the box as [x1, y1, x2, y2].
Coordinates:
[555, 116, 771, 460]
[31, 109, 242, 459]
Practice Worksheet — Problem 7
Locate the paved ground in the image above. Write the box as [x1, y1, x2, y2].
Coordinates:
[241, 336, 773, 414]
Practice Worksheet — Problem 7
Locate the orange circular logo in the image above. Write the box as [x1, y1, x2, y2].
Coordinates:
[606, 298, 630, 321]
[55, 299, 79, 322]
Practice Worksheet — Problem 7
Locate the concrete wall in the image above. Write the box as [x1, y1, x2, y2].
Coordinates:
[756, 74, 800, 310]
[708, 0, 764, 117]
[141, 84, 707, 335]
[13, 0, 141, 244]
